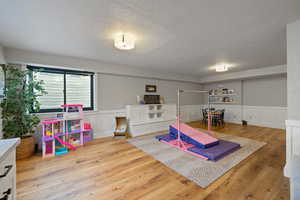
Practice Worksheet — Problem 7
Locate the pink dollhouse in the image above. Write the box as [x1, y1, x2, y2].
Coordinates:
[41, 104, 93, 157]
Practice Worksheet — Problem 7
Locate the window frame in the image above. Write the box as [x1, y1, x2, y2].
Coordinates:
[28, 65, 94, 113]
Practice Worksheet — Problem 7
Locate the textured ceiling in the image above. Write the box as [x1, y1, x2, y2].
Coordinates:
[0, 0, 299, 77]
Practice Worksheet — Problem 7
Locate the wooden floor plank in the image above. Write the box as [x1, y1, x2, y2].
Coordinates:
[16, 122, 289, 200]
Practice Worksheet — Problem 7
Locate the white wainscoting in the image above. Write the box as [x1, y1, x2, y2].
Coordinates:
[84, 110, 127, 138]
[1, 104, 285, 140]
[243, 106, 286, 129]
[36, 104, 285, 140]
[131, 104, 286, 130]
[37, 109, 127, 139]
[0, 105, 204, 139]
[200, 104, 287, 129]
[34, 105, 202, 140]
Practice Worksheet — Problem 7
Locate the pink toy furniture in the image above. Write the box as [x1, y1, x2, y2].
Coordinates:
[41, 105, 93, 158]
[83, 123, 93, 143]
[42, 119, 66, 157]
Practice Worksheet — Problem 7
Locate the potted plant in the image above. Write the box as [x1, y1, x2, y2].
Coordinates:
[0, 64, 47, 159]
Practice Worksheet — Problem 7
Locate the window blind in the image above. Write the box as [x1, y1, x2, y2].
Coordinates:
[29, 66, 94, 112]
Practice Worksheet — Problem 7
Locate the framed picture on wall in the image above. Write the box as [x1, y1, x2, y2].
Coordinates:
[145, 85, 157, 93]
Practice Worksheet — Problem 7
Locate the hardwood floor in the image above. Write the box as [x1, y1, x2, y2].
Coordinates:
[16, 122, 289, 200]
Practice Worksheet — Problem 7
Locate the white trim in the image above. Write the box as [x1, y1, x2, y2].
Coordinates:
[286, 120, 300, 127]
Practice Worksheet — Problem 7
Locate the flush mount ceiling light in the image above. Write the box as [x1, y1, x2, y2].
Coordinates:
[216, 65, 229, 72]
[114, 32, 135, 50]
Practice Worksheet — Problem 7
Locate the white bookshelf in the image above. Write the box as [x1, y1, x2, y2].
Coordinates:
[126, 104, 176, 136]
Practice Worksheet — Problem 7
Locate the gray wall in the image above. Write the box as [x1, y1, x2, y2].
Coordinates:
[202, 75, 287, 107]
[98, 74, 203, 110]
[2, 46, 288, 111]
[4, 47, 201, 83]
[243, 75, 287, 107]
[2, 47, 204, 111]
[287, 20, 300, 120]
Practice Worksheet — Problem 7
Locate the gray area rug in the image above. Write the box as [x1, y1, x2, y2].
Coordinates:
[128, 131, 266, 188]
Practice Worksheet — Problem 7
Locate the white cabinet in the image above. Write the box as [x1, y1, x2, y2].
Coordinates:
[0, 138, 20, 200]
[126, 104, 176, 137]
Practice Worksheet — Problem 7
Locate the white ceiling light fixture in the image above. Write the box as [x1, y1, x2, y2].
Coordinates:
[114, 32, 135, 50]
[216, 64, 229, 72]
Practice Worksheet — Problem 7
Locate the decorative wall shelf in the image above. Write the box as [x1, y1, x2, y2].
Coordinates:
[209, 88, 237, 104]
[210, 102, 238, 104]
[209, 93, 237, 97]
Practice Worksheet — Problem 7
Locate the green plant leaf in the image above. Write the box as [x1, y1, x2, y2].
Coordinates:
[1, 65, 46, 138]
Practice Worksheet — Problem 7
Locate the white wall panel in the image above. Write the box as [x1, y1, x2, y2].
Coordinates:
[201, 104, 286, 129]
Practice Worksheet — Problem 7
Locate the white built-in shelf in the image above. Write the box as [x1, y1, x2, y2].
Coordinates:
[210, 102, 238, 104]
[209, 93, 237, 97]
[209, 89, 237, 105]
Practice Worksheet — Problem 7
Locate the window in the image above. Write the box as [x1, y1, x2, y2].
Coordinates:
[28, 66, 94, 112]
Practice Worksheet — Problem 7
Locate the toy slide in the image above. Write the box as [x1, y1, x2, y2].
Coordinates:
[54, 136, 76, 150]
[156, 133, 240, 161]
[156, 123, 241, 161]
[169, 123, 219, 148]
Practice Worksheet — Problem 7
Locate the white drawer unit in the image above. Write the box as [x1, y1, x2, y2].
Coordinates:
[0, 139, 20, 200]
